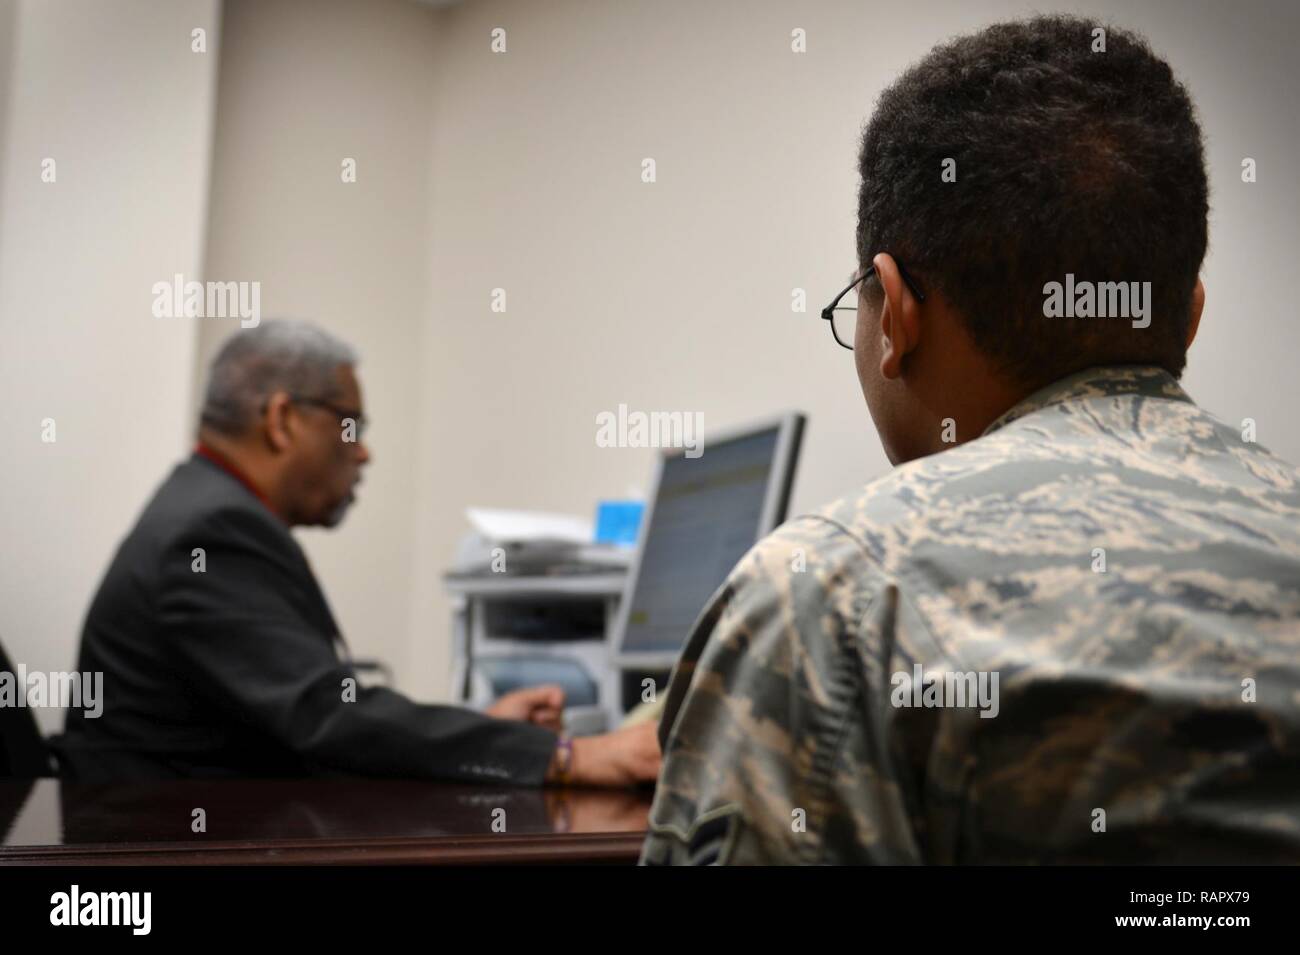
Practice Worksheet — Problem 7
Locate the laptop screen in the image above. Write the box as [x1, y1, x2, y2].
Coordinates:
[615, 415, 803, 661]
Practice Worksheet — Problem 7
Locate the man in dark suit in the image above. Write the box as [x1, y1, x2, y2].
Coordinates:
[51, 321, 659, 786]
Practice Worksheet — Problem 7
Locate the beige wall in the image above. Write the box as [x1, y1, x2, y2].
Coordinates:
[0, 0, 220, 733]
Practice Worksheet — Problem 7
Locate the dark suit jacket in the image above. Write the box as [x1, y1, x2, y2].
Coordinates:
[50, 454, 557, 784]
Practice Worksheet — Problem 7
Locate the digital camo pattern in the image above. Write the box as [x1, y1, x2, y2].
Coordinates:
[641, 365, 1300, 864]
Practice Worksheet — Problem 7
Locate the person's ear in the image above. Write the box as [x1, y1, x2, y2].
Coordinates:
[871, 253, 923, 380]
[262, 392, 296, 453]
[1186, 277, 1205, 349]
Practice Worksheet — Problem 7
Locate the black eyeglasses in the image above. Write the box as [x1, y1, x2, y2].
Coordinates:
[820, 260, 927, 350]
[290, 395, 368, 440]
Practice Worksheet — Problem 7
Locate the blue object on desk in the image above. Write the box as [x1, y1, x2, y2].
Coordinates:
[594, 500, 644, 546]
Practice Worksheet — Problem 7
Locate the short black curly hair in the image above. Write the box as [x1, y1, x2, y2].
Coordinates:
[857, 15, 1208, 388]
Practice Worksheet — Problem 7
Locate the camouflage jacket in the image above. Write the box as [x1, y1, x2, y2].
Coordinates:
[641, 365, 1300, 864]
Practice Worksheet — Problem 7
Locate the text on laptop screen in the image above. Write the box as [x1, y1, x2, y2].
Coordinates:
[619, 428, 783, 656]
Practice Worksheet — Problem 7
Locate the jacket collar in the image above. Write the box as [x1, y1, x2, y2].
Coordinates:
[981, 364, 1194, 437]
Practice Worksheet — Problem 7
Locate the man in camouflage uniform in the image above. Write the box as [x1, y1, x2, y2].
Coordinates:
[642, 17, 1300, 864]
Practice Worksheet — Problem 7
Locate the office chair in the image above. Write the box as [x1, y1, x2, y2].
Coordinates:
[351, 659, 394, 686]
[0, 638, 54, 778]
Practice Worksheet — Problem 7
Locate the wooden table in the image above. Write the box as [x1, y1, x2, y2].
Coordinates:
[0, 777, 652, 865]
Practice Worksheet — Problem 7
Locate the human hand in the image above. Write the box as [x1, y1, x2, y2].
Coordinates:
[551, 720, 662, 788]
[485, 685, 565, 731]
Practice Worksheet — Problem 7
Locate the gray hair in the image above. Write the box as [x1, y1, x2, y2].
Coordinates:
[199, 320, 358, 436]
